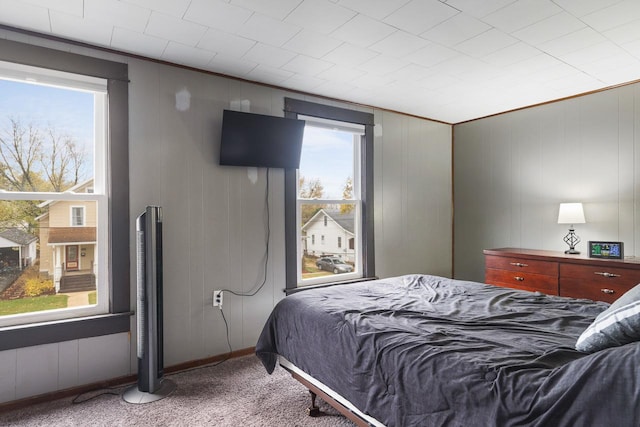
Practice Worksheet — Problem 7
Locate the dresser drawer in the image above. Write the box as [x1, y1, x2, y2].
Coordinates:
[485, 255, 558, 276]
[559, 263, 640, 303]
[559, 278, 633, 303]
[560, 263, 640, 286]
[484, 248, 640, 301]
[486, 269, 558, 294]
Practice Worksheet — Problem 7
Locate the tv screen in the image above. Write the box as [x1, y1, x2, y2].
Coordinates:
[219, 110, 305, 169]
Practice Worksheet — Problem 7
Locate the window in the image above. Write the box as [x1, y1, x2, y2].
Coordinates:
[0, 61, 108, 327]
[284, 98, 375, 290]
[71, 206, 86, 226]
[0, 38, 129, 350]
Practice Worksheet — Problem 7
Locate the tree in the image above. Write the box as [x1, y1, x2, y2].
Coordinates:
[0, 200, 43, 233]
[340, 176, 354, 214]
[0, 118, 86, 192]
[0, 118, 88, 232]
[299, 176, 324, 199]
[41, 128, 86, 192]
[0, 119, 41, 192]
[299, 176, 325, 225]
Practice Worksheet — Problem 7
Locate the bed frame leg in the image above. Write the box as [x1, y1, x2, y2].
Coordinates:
[306, 390, 321, 417]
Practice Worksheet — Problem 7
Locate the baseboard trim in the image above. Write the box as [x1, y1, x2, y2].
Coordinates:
[164, 346, 256, 374]
[0, 346, 256, 413]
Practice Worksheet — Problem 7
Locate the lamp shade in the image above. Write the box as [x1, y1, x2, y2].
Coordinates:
[558, 203, 585, 224]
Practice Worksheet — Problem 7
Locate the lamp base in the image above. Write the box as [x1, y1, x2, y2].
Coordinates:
[563, 227, 581, 256]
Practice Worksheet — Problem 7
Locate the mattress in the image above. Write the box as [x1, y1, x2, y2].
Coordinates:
[256, 274, 640, 426]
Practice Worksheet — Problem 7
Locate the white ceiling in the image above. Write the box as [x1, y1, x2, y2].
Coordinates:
[2, 0, 640, 123]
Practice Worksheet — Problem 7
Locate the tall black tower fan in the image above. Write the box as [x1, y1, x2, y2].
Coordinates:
[123, 206, 176, 403]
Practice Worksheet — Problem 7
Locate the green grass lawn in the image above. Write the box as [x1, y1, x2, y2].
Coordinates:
[302, 271, 333, 279]
[0, 295, 69, 316]
[301, 256, 333, 280]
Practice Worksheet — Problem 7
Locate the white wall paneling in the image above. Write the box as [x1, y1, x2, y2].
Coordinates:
[57, 340, 80, 391]
[0, 333, 129, 404]
[374, 111, 453, 278]
[454, 83, 640, 282]
[0, 349, 16, 403]
[77, 333, 130, 385]
[15, 344, 59, 400]
[0, 29, 452, 404]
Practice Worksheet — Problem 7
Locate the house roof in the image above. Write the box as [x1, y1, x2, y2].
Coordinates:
[3, 2, 640, 123]
[0, 228, 37, 245]
[302, 209, 354, 234]
[330, 211, 355, 234]
[47, 227, 96, 245]
[37, 178, 94, 209]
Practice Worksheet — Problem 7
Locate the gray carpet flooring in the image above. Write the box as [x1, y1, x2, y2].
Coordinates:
[0, 355, 355, 426]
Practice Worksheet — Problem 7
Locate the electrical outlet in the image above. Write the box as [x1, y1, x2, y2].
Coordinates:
[213, 290, 223, 309]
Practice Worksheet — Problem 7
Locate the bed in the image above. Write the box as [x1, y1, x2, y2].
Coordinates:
[255, 274, 640, 426]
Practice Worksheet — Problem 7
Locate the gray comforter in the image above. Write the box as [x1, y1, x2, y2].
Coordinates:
[256, 274, 640, 426]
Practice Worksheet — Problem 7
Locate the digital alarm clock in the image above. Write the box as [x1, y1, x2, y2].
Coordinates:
[588, 241, 623, 259]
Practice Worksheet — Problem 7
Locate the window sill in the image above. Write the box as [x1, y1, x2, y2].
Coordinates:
[0, 311, 133, 351]
[285, 276, 378, 295]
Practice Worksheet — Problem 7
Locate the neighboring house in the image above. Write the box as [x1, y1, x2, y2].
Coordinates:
[0, 228, 37, 269]
[302, 209, 355, 262]
[37, 180, 97, 293]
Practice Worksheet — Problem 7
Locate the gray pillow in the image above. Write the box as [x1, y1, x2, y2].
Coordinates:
[575, 283, 640, 353]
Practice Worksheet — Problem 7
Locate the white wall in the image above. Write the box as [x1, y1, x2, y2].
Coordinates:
[0, 30, 452, 404]
[454, 83, 640, 282]
[375, 111, 452, 278]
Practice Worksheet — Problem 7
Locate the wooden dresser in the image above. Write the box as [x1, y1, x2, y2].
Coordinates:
[484, 247, 640, 303]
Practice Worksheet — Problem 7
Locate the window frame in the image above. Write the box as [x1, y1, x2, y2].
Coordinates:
[284, 98, 375, 292]
[0, 38, 130, 351]
[71, 206, 86, 227]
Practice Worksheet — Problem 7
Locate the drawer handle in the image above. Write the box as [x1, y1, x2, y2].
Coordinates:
[514, 276, 524, 281]
[594, 272, 621, 278]
[510, 262, 528, 267]
[601, 288, 615, 295]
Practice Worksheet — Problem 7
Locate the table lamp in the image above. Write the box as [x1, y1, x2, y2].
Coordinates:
[558, 202, 585, 254]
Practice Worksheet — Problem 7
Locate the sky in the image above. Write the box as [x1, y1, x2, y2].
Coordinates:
[299, 125, 357, 200]
[0, 78, 95, 186]
[0, 75, 355, 198]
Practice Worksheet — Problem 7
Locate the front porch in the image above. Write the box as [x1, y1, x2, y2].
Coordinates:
[59, 270, 96, 293]
[45, 227, 97, 294]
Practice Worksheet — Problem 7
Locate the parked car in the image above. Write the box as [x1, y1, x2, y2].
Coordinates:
[316, 257, 353, 274]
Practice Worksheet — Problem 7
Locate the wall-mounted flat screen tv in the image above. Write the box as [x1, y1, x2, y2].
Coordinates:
[219, 110, 305, 169]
